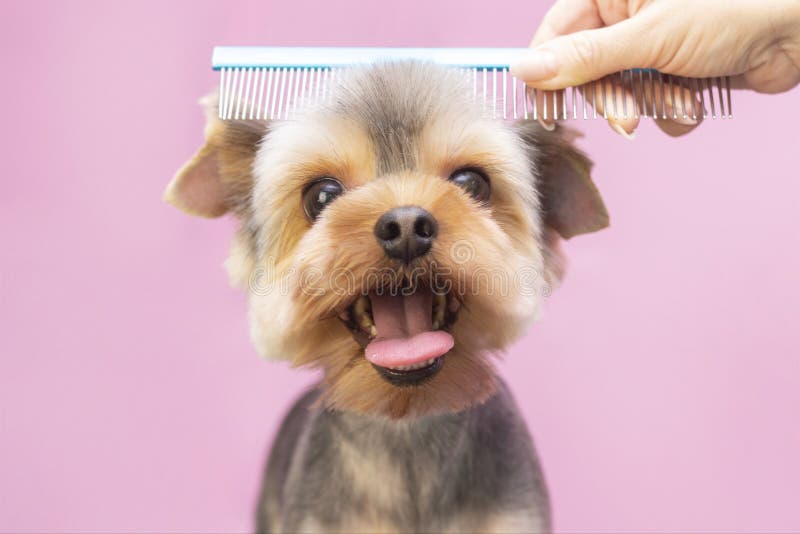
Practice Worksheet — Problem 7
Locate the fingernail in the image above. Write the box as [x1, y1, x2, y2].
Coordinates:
[510, 49, 558, 81]
[611, 123, 636, 140]
[538, 118, 556, 132]
[674, 114, 698, 126]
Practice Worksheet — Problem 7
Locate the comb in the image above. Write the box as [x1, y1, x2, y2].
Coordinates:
[212, 47, 733, 122]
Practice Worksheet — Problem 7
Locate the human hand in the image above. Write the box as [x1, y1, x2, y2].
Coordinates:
[511, 0, 800, 137]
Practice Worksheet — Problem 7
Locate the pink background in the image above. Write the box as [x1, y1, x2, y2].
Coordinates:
[2, 1, 799, 532]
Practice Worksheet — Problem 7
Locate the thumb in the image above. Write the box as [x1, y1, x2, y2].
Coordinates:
[511, 17, 656, 89]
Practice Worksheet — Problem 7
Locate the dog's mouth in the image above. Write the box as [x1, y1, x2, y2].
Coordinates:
[338, 286, 461, 386]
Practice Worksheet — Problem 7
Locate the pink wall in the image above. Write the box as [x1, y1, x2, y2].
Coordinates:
[2, 1, 799, 532]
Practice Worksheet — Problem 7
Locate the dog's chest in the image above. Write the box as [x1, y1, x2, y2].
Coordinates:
[272, 387, 550, 533]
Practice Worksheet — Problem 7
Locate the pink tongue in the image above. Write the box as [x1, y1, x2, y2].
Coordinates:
[365, 291, 454, 368]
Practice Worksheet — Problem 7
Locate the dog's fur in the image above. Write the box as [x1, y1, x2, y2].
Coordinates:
[166, 62, 608, 532]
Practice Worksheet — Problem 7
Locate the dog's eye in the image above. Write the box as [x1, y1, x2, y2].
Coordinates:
[448, 168, 491, 203]
[302, 178, 345, 221]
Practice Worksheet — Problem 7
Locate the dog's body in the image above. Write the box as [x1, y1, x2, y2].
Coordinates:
[166, 61, 607, 533]
[257, 381, 549, 532]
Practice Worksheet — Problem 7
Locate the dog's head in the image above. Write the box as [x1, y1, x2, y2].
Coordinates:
[166, 62, 608, 418]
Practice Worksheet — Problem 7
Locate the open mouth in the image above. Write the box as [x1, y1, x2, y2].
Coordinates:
[338, 286, 461, 387]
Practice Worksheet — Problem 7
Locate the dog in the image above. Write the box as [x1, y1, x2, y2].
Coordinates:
[165, 61, 608, 533]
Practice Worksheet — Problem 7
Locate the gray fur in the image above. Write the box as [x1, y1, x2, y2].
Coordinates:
[256, 382, 550, 533]
[328, 62, 477, 176]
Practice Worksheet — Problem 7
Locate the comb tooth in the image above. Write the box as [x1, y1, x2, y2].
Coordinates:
[532, 87, 538, 120]
[250, 68, 261, 119]
[512, 75, 518, 120]
[264, 67, 278, 119]
[228, 67, 240, 120]
[321, 68, 329, 104]
[562, 88, 567, 120]
[638, 70, 647, 118]
[667, 74, 676, 119]
[293, 67, 304, 117]
[629, 70, 638, 119]
[554, 90, 559, 120]
[264, 67, 281, 120]
[707, 77, 717, 119]
[492, 68, 497, 119]
[658, 72, 667, 120]
[648, 70, 656, 118]
[618, 72, 625, 120]
[283, 68, 294, 120]
[304, 68, 312, 110]
[725, 76, 732, 118]
[686, 78, 697, 120]
[502, 68, 507, 120]
[522, 82, 529, 120]
[326, 68, 333, 104]
[614, 73, 620, 120]
[315, 68, 321, 105]
[698, 75, 707, 119]
[254, 68, 265, 119]
[542, 90, 548, 121]
[582, 84, 588, 119]
[717, 76, 726, 119]
[288, 67, 297, 118]
[223, 67, 235, 120]
[680, 76, 689, 120]
[273, 67, 282, 120]
[298, 67, 308, 113]
[482, 68, 487, 113]
[600, 77, 607, 119]
[242, 68, 253, 120]
[571, 86, 577, 119]
[235, 67, 247, 120]
[218, 68, 226, 119]
[276, 68, 287, 119]
[472, 68, 477, 103]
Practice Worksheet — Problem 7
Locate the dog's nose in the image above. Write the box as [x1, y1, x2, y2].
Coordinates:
[374, 206, 438, 263]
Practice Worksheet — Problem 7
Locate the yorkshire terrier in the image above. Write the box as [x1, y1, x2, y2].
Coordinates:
[166, 62, 608, 533]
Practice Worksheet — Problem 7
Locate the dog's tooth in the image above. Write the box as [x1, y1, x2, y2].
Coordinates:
[432, 292, 446, 330]
[353, 295, 368, 317]
[353, 295, 377, 338]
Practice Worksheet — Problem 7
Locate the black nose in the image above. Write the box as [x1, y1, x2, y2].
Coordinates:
[374, 206, 438, 263]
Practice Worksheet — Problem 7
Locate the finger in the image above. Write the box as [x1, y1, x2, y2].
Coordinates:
[600, 73, 640, 138]
[512, 15, 657, 90]
[641, 72, 703, 136]
[527, 87, 562, 131]
[574, 74, 639, 138]
[654, 118, 699, 137]
[530, 0, 604, 47]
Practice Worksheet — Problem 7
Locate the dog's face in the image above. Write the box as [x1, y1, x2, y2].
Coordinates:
[166, 62, 607, 418]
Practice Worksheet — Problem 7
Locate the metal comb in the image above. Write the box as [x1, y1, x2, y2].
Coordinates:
[213, 47, 733, 122]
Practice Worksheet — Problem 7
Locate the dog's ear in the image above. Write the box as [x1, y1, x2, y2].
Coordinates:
[164, 94, 268, 218]
[518, 123, 609, 239]
[516, 123, 609, 283]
